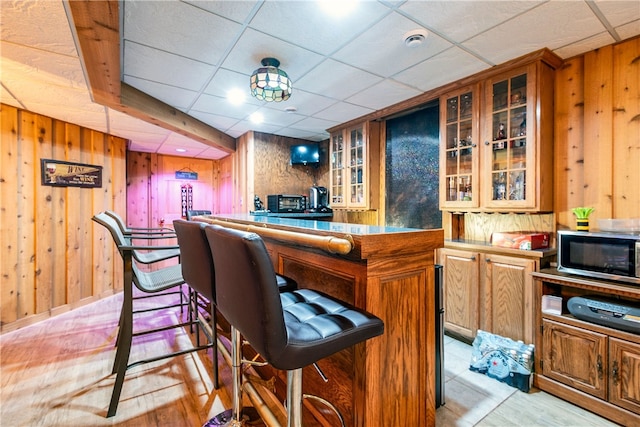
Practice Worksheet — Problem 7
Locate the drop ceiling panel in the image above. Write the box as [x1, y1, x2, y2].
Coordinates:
[191, 93, 258, 121]
[394, 46, 489, 93]
[333, 12, 452, 79]
[399, 1, 544, 45]
[295, 59, 384, 100]
[121, 76, 198, 111]
[313, 101, 375, 123]
[123, 41, 216, 91]
[123, 0, 244, 66]
[463, 1, 612, 64]
[346, 79, 424, 111]
[0, 1, 77, 56]
[246, 1, 391, 55]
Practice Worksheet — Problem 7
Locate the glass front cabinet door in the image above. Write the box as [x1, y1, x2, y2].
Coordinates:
[330, 123, 369, 209]
[481, 63, 554, 211]
[438, 59, 555, 213]
[440, 86, 480, 210]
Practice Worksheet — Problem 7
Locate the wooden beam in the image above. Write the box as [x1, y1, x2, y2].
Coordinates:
[66, 0, 236, 153]
[66, 0, 120, 105]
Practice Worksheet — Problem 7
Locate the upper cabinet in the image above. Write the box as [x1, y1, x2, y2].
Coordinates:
[330, 121, 380, 209]
[440, 55, 558, 212]
[440, 86, 481, 209]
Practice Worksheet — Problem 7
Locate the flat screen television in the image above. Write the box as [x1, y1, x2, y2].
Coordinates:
[290, 143, 320, 166]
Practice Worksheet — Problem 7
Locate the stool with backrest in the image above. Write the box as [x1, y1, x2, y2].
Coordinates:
[173, 219, 221, 390]
[92, 213, 213, 417]
[94, 212, 187, 330]
[173, 220, 299, 409]
[204, 225, 384, 427]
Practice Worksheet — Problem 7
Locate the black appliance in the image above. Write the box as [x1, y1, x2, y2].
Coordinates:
[557, 230, 640, 285]
[309, 186, 331, 212]
[267, 194, 307, 213]
[567, 295, 640, 334]
[435, 264, 445, 408]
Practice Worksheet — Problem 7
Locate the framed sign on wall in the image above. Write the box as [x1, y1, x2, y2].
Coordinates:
[41, 159, 103, 188]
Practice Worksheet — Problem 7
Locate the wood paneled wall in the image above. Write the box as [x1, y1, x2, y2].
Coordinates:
[126, 152, 219, 226]
[554, 37, 640, 229]
[0, 104, 127, 332]
[233, 131, 330, 213]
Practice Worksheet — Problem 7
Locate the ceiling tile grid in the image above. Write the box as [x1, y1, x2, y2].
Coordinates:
[2, 0, 639, 160]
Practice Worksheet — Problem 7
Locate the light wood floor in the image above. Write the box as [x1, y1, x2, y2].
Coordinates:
[0, 291, 622, 426]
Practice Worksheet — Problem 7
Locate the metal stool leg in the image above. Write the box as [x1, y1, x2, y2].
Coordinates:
[286, 369, 303, 427]
[204, 326, 242, 426]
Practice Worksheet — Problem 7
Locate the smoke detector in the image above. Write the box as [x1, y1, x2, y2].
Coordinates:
[403, 29, 427, 48]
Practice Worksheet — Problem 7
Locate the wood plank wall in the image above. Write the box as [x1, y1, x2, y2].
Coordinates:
[554, 37, 640, 229]
[233, 131, 330, 213]
[125, 152, 218, 225]
[0, 104, 127, 332]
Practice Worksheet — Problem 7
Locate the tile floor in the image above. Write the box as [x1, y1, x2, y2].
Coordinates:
[437, 334, 620, 426]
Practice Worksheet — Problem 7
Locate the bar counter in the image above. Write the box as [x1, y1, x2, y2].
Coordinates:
[196, 214, 444, 427]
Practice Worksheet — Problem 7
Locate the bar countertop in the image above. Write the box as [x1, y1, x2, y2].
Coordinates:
[197, 213, 444, 259]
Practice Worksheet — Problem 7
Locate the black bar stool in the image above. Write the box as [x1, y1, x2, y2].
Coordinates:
[204, 224, 384, 427]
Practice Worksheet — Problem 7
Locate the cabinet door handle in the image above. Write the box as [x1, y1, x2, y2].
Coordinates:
[484, 141, 490, 146]
[469, 256, 476, 261]
[596, 355, 603, 379]
[471, 143, 477, 147]
[485, 258, 491, 263]
[612, 360, 619, 385]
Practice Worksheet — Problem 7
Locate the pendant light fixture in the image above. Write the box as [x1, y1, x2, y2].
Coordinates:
[249, 57, 292, 102]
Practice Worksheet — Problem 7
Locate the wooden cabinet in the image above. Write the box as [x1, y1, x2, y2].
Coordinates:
[481, 254, 535, 343]
[329, 121, 380, 209]
[440, 54, 558, 212]
[439, 247, 540, 343]
[439, 86, 480, 209]
[534, 270, 640, 425]
[439, 248, 479, 340]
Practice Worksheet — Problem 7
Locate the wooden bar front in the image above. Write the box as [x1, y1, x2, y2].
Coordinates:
[198, 214, 444, 427]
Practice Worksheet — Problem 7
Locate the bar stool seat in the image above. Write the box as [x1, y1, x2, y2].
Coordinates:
[204, 225, 383, 427]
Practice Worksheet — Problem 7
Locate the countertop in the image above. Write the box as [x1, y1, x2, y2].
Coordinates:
[197, 213, 444, 259]
[445, 238, 557, 259]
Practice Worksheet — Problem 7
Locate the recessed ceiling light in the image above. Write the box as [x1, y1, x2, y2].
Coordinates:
[319, 0, 357, 18]
[250, 112, 264, 124]
[227, 88, 246, 105]
[285, 106, 298, 113]
[176, 148, 187, 153]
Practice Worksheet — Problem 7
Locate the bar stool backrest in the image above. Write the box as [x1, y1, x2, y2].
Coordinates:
[204, 225, 288, 364]
[93, 212, 130, 254]
[173, 219, 215, 301]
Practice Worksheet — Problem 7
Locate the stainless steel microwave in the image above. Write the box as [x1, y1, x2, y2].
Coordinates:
[557, 230, 640, 285]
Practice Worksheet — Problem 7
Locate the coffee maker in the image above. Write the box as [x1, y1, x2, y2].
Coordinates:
[309, 186, 331, 212]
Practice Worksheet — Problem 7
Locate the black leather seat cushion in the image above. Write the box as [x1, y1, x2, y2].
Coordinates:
[276, 289, 384, 371]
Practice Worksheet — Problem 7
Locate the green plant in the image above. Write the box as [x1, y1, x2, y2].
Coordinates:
[572, 207, 594, 219]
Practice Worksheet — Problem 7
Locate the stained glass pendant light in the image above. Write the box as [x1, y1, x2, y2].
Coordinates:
[249, 57, 292, 102]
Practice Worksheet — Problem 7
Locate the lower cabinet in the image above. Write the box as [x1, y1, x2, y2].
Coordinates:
[440, 248, 479, 340]
[534, 270, 640, 425]
[439, 247, 539, 343]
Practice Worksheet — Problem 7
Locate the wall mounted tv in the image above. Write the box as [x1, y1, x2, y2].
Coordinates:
[290, 143, 320, 166]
